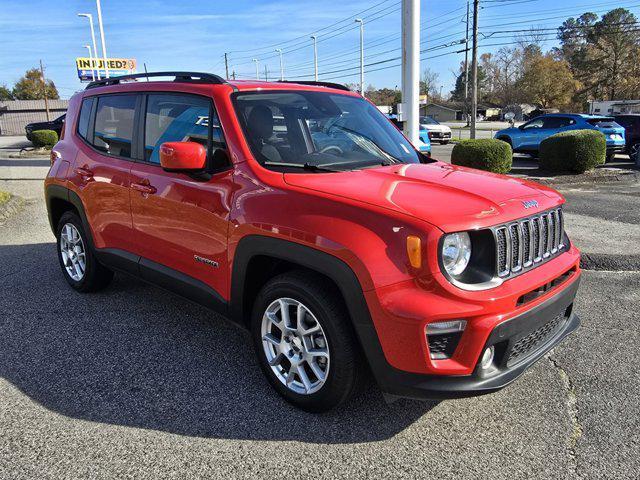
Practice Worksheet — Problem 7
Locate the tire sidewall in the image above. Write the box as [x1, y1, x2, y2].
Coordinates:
[251, 277, 355, 411]
[56, 212, 93, 291]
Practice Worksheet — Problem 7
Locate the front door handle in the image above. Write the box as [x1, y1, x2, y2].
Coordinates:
[131, 180, 157, 195]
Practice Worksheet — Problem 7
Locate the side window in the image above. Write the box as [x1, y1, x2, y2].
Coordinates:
[144, 93, 224, 165]
[522, 118, 544, 130]
[77, 98, 94, 140]
[93, 95, 137, 158]
[543, 117, 575, 129]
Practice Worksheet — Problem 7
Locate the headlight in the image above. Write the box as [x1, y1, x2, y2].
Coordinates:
[441, 232, 471, 276]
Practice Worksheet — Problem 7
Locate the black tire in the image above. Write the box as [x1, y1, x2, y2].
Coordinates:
[440, 140, 449, 145]
[56, 211, 113, 292]
[251, 271, 364, 412]
[627, 143, 639, 161]
[605, 151, 617, 163]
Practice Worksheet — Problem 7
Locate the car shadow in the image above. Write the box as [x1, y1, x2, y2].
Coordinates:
[0, 242, 436, 443]
[0, 159, 52, 167]
[510, 153, 639, 176]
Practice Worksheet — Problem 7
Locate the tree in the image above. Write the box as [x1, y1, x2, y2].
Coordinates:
[12, 68, 60, 100]
[419, 68, 440, 100]
[516, 54, 580, 108]
[557, 8, 640, 100]
[0, 85, 13, 100]
[366, 87, 401, 107]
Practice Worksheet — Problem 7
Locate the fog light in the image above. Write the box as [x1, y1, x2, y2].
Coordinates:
[480, 346, 495, 369]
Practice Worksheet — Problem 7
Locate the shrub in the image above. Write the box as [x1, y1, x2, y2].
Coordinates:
[30, 129, 58, 149]
[451, 138, 512, 174]
[539, 129, 606, 173]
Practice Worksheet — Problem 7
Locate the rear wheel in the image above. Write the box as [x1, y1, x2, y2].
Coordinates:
[251, 271, 363, 412]
[56, 211, 113, 292]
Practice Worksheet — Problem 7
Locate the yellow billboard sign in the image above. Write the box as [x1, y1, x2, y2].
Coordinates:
[76, 57, 137, 71]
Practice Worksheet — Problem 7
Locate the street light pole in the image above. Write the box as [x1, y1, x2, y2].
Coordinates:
[95, 0, 109, 78]
[470, 0, 479, 139]
[355, 18, 364, 96]
[84, 45, 96, 81]
[463, 0, 470, 125]
[310, 35, 318, 81]
[78, 13, 101, 80]
[275, 48, 284, 80]
[401, 0, 420, 145]
[252, 59, 259, 80]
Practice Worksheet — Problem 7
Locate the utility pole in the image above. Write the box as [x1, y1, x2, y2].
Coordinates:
[264, 64, 269, 81]
[311, 35, 318, 81]
[95, 0, 109, 78]
[355, 18, 364, 96]
[224, 53, 229, 79]
[252, 59, 259, 80]
[470, 0, 479, 139]
[39, 60, 50, 121]
[232, 70, 236, 80]
[401, 0, 420, 145]
[275, 48, 284, 80]
[463, 0, 470, 126]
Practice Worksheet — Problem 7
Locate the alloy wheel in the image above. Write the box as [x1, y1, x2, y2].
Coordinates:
[260, 297, 330, 395]
[60, 223, 86, 281]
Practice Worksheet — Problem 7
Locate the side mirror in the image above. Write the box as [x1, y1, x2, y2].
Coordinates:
[159, 141, 207, 172]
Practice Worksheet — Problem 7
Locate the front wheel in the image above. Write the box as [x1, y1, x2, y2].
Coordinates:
[251, 271, 364, 412]
[628, 143, 639, 161]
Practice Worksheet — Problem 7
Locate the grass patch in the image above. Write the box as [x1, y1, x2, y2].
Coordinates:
[0, 191, 10, 206]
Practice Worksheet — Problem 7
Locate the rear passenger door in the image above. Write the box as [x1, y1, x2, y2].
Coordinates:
[72, 94, 139, 252]
[128, 92, 233, 300]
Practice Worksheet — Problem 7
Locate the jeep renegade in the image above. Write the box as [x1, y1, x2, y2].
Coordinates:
[45, 72, 581, 412]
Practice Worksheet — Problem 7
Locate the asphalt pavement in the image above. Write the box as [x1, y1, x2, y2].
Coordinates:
[1, 150, 639, 478]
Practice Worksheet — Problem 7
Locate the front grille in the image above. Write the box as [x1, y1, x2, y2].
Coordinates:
[507, 312, 568, 366]
[495, 208, 565, 280]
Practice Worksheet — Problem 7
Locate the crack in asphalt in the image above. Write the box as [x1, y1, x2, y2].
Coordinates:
[548, 354, 583, 477]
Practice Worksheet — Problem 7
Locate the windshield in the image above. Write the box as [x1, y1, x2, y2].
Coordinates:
[419, 116, 439, 125]
[233, 91, 424, 171]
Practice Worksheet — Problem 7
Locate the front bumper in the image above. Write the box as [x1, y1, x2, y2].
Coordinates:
[360, 269, 581, 400]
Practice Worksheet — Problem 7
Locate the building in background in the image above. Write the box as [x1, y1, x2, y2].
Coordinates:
[588, 100, 640, 115]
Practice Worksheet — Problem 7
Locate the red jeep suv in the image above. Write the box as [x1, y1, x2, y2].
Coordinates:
[45, 72, 581, 412]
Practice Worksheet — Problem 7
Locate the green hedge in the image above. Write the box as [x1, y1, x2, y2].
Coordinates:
[31, 129, 58, 149]
[451, 139, 512, 173]
[539, 129, 606, 173]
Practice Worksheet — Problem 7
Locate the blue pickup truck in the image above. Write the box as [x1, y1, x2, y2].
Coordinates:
[495, 113, 625, 161]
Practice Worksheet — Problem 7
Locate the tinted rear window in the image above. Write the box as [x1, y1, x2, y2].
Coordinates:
[77, 98, 93, 140]
[586, 117, 617, 126]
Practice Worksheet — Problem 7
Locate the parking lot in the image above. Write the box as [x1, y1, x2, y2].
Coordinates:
[1, 142, 639, 478]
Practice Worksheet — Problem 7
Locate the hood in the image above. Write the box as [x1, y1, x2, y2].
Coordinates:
[420, 124, 451, 133]
[496, 127, 519, 136]
[284, 162, 563, 232]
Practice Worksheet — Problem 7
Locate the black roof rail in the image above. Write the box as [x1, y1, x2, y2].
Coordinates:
[85, 71, 226, 90]
[277, 80, 352, 92]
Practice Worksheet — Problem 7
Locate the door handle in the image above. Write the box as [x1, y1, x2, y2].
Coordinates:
[75, 166, 93, 179]
[131, 181, 157, 195]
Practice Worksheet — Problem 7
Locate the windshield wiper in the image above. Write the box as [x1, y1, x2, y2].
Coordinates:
[329, 124, 404, 165]
[263, 161, 342, 172]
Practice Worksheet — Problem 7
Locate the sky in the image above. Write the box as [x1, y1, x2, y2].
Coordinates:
[1, 0, 639, 99]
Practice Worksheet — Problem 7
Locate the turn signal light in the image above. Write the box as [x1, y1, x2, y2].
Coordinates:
[406, 235, 422, 269]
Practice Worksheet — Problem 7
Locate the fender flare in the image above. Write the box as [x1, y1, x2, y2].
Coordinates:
[230, 235, 397, 386]
[45, 184, 96, 250]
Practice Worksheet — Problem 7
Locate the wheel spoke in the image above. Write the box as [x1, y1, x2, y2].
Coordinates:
[297, 364, 312, 393]
[268, 352, 284, 367]
[308, 360, 326, 382]
[262, 333, 280, 347]
[307, 348, 329, 359]
[286, 364, 298, 386]
[278, 299, 291, 327]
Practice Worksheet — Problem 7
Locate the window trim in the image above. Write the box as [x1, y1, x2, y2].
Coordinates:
[137, 91, 230, 173]
[75, 92, 142, 163]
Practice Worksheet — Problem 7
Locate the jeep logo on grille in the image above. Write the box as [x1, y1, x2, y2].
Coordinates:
[522, 199, 539, 209]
